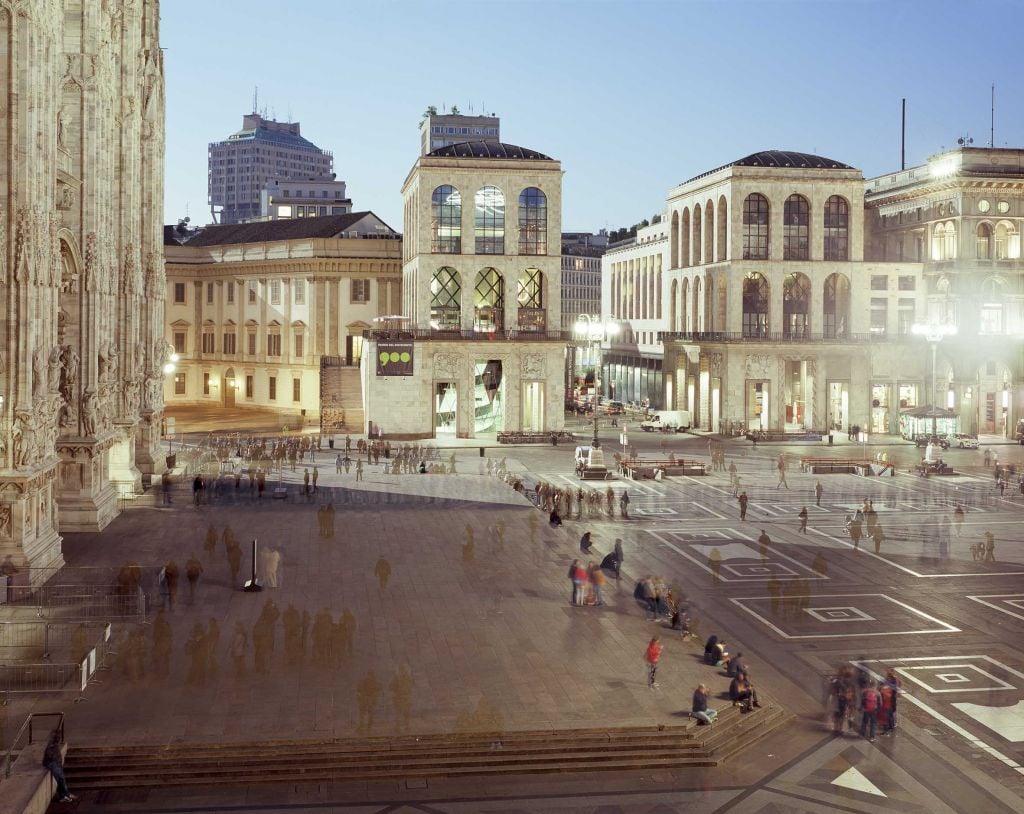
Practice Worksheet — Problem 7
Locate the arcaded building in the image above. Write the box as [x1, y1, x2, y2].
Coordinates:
[605, 151, 924, 435]
[362, 140, 566, 438]
[0, 0, 167, 578]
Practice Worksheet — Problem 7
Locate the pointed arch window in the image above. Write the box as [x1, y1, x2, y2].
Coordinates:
[474, 268, 504, 331]
[742, 273, 769, 337]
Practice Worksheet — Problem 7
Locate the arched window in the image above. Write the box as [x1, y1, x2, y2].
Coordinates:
[944, 222, 956, 260]
[742, 272, 769, 337]
[692, 277, 703, 332]
[474, 186, 505, 254]
[783, 272, 811, 338]
[705, 276, 715, 331]
[783, 194, 809, 260]
[430, 267, 461, 329]
[669, 280, 678, 331]
[717, 195, 728, 261]
[670, 211, 679, 268]
[692, 204, 702, 265]
[431, 185, 461, 253]
[823, 195, 849, 260]
[517, 268, 545, 331]
[517, 187, 547, 255]
[474, 268, 504, 331]
[976, 222, 993, 259]
[704, 199, 715, 262]
[742, 194, 769, 259]
[823, 273, 850, 339]
[681, 208, 691, 266]
[681, 278, 690, 333]
[994, 221, 1019, 260]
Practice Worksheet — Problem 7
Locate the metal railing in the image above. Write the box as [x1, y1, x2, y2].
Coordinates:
[16, 587, 147, 621]
[0, 625, 114, 705]
[658, 330, 888, 344]
[364, 327, 570, 342]
[1, 712, 64, 781]
[0, 621, 108, 660]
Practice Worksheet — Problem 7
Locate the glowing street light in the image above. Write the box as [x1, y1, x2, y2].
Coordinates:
[911, 323, 957, 438]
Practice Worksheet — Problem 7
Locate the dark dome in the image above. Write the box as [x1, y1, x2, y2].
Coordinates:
[427, 141, 553, 160]
[685, 150, 855, 183]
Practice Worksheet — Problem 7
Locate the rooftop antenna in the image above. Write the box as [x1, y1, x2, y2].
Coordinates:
[901, 98, 906, 170]
[990, 83, 995, 148]
[253, 85, 258, 115]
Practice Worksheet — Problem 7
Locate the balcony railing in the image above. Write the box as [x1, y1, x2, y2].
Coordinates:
[364, 327, 570, 342]
[658, 330, 889, 344]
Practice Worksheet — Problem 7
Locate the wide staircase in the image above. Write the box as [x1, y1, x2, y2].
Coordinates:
[320, 361, 364, 432]
[62, 702, 789, 791]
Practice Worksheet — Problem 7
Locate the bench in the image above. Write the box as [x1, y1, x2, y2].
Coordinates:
[748, 431, 824, 443]
[498, 431, 575, 445]
[916, 462, 957, 476]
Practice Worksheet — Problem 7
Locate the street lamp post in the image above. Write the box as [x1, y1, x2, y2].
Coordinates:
[574, 314, 620, 448]
[911, 323, 957, 438]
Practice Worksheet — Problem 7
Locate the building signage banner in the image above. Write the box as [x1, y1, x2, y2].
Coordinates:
[376, 342, 414, 376]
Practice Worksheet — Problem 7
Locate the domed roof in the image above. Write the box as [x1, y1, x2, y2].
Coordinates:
[427, 141, 553, 160]
[685, 150, 855, 183]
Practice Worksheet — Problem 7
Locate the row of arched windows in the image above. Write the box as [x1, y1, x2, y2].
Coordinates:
[670, 194, 850, 266]
[429, 266, 546, 331]
[608, 258, 663, 321]
[742, 194, 849, 261]
[666, 272, 852, 339]
[670, 196, 728, 268]
[431, 185, 548, 256]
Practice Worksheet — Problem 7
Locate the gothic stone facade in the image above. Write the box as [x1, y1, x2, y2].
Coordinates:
[0, 0, 166, 580]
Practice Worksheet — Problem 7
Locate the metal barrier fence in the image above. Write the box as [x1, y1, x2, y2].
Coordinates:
[14, 587, 147, 621]
[0, 624, 113, 705]
[0, 621, 109, 660]
[1, 711, 64, 781]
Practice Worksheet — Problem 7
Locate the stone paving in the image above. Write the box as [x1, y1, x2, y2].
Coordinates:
[12, 447, 734, 748]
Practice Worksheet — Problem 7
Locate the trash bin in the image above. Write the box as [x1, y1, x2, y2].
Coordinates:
[828, 433, 834, 446]
[479, 447, 485, 457]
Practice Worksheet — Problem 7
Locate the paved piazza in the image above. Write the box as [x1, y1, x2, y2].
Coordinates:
[6, 415, 1024, 812]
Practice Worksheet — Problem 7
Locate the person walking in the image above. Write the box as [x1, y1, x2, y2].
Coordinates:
[185, 554, 203, 603]
[776, 455, 789, 489]
[983, 531, 996, 562]
[335, 453, 343, 474]
[953, 504, 965, 537]
[814, 480, 823, 507]
[644, 636, 663, 689]
[619, 489, 630, 519]
[356, 459, 364, 481]
[860, 680, 880, 742]
[312, 465, 319, 492]
[798, 506, 809, 534]
[374, 555, 391, 591]
[738, 490, 748, 521]
[192, 474, 203, 505]
[590, 561, 606, 606]
[758, 529, 771, 560]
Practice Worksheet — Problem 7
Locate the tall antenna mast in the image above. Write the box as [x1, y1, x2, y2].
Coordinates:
[991, 83, 995, 148]
[253, 85, 258, 114]
[900, 98, 906, 171]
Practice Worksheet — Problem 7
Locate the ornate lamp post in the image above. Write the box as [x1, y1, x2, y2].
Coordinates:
[911, 323, 957, 438]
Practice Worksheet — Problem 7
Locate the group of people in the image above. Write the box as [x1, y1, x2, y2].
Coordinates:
[538, 480, 632, 524]
[689, 635, 761, 724]
[827, 664, 902, 742]
[567, 558, 607, 606]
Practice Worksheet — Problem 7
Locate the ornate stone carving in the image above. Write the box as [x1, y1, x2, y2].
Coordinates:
[98, 344, 119, 383]
[83, 232, 97, 292]
[521, 353, 546, 379]
[81, 390, 98, 436]
[0, 507, 11, 539]
[433, 353, 462, 379]
[144, 252, 164, 298]
[48, 216, 60, 287]
[32, 346, 47, 400]
[744, 354, 772, 380]
[14, 208, 31, 284]
[121, 242, 137, 295]
[47, 347, 62, 394]
[121, 377, 140, 416]
[12, 411, 38, 469]
[58, 344, 79, 427]
[709, 352, 723, 378]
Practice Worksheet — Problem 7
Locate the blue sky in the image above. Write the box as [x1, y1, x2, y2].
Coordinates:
[163, 0, 1024, 232]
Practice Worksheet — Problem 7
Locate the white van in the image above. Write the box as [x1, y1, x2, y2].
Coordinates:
[640, 410, 691, 432]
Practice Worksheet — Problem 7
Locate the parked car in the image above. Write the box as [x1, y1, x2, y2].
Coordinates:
[946, 433, 979, 449]
[914, 434, 950, 449]
[603, 400, 626, 415]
